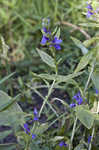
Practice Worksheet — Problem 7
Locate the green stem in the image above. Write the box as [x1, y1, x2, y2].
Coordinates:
[25, 142, 30, 150]
[84, 61, 95, 94]
[88, 126, 95, 150]
[69, 116, 78, 150]
[39, 80, 55, 117]
[55, 56, 58, 75]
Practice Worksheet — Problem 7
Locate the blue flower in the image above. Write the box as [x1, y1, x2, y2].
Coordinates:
[70, 92, 83, 108]
[34, 116, 39, 121]
[32, 134, 36, 139]
[86, 10, 93, 18]
[73, 91, 83, 105]
[24, 123, 30, 134]
[86, 3, 93, 10]
[54, 44, 61, 50]
[33, 108, 39, 121]
[88, 135, 92, 144]
[52, 36, 62, 50]
[42, 27, 51, 34]
[41, 36, 49, 45]
[24, 123, 36, 140]
[70, 103, 76, 108]
[86, 3, 94, 18]
[59, 141, 67, 147]
[52, 37, 62, 44]
[95, 89, 98, 95]
[34, 108, 38, 115]
[43, 27, 48, 33]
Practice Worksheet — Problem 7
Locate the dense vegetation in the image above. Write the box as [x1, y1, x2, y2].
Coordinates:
[0, 0, 99, 150]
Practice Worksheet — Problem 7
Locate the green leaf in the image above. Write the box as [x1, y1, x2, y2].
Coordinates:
[75, 106, 94, 129]
[74, 144, 87, 150]
[79, 23, 99, 28]
[94, 114, 99, 125]
[37, 48, 56, 68]
[0, 144, 16, 150]
[0, 92, 21, 112]
[0, 91, 24, 127]
[33, 123, 49, 135]
[71, 37, 88, 54]
[0, 72, 15, 84]
[55, 28, 60, 38]
[32, 71, 83, 83]
[74, 143, 87, 150]
[52, 27, 58, 35]
[83, 37, 99, 48]
[74, 51, 93, 73]
[92, 72, 99, 92]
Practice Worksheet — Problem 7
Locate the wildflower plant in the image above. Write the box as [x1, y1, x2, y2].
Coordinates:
[0, 0, 99, 150]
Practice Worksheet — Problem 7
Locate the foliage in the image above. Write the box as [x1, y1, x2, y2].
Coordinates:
[0, 0, 99, 150]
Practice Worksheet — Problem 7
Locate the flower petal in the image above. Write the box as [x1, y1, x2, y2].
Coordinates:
[41, 36, 49, 45]
[53, 37, 62, 44]
[54, 44, 61, 50]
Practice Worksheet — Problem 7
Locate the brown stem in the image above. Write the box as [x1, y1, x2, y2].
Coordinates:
[61, 21, 91, 39]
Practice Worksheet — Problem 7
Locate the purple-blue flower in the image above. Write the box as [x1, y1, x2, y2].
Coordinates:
[52, 37, 62, 44]
[41, 19, 62, 50]
[95, 89, 98, 95]
[32, 134, 36, 139]
[88, 135, 92, 144]
[86, 3, 94, 18]
[86, 10, 93, 18]
[59, 141, 67, 147]
[23, 123, 36, 139]
[70, 103, 76, 108]
[73, 91, 83, 105]
[42, 27, 51, 34]
[24, 123, 30, 134]
[86, 3, 93, 10]
[41, 36, 49, 45]
[52, 36, 62, 50]
[43, 27, 48, 33]
[33, 108, 39, 121]
[70, 91, 83, 108]
[34, 116, 39, 121]
[34, 108, 38, 115]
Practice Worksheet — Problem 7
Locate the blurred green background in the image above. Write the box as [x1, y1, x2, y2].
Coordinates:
[0, 0, 94, 95]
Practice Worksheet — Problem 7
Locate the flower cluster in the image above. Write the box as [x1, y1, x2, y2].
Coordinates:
[23, 108, 39, 139]
[70, 91, 83, 108]
[86, 3, 93, 18]
[86, 2, 99, 18]
[24, 123, 36, 139]
[41, 19, 62, 50]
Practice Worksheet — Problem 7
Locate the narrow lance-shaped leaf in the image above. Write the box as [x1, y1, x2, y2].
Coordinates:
[37, 48, 56, 68]
[0, 72, 15, 84]
[79, 23, 99, 28]
[0, 93, 21, 112]
[32, 71, 83, 83]
[0, 91, 24, 127]
[74, 51, 93, 73]
[71, 37, 88, 55]
[83, 37, 99, 47]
